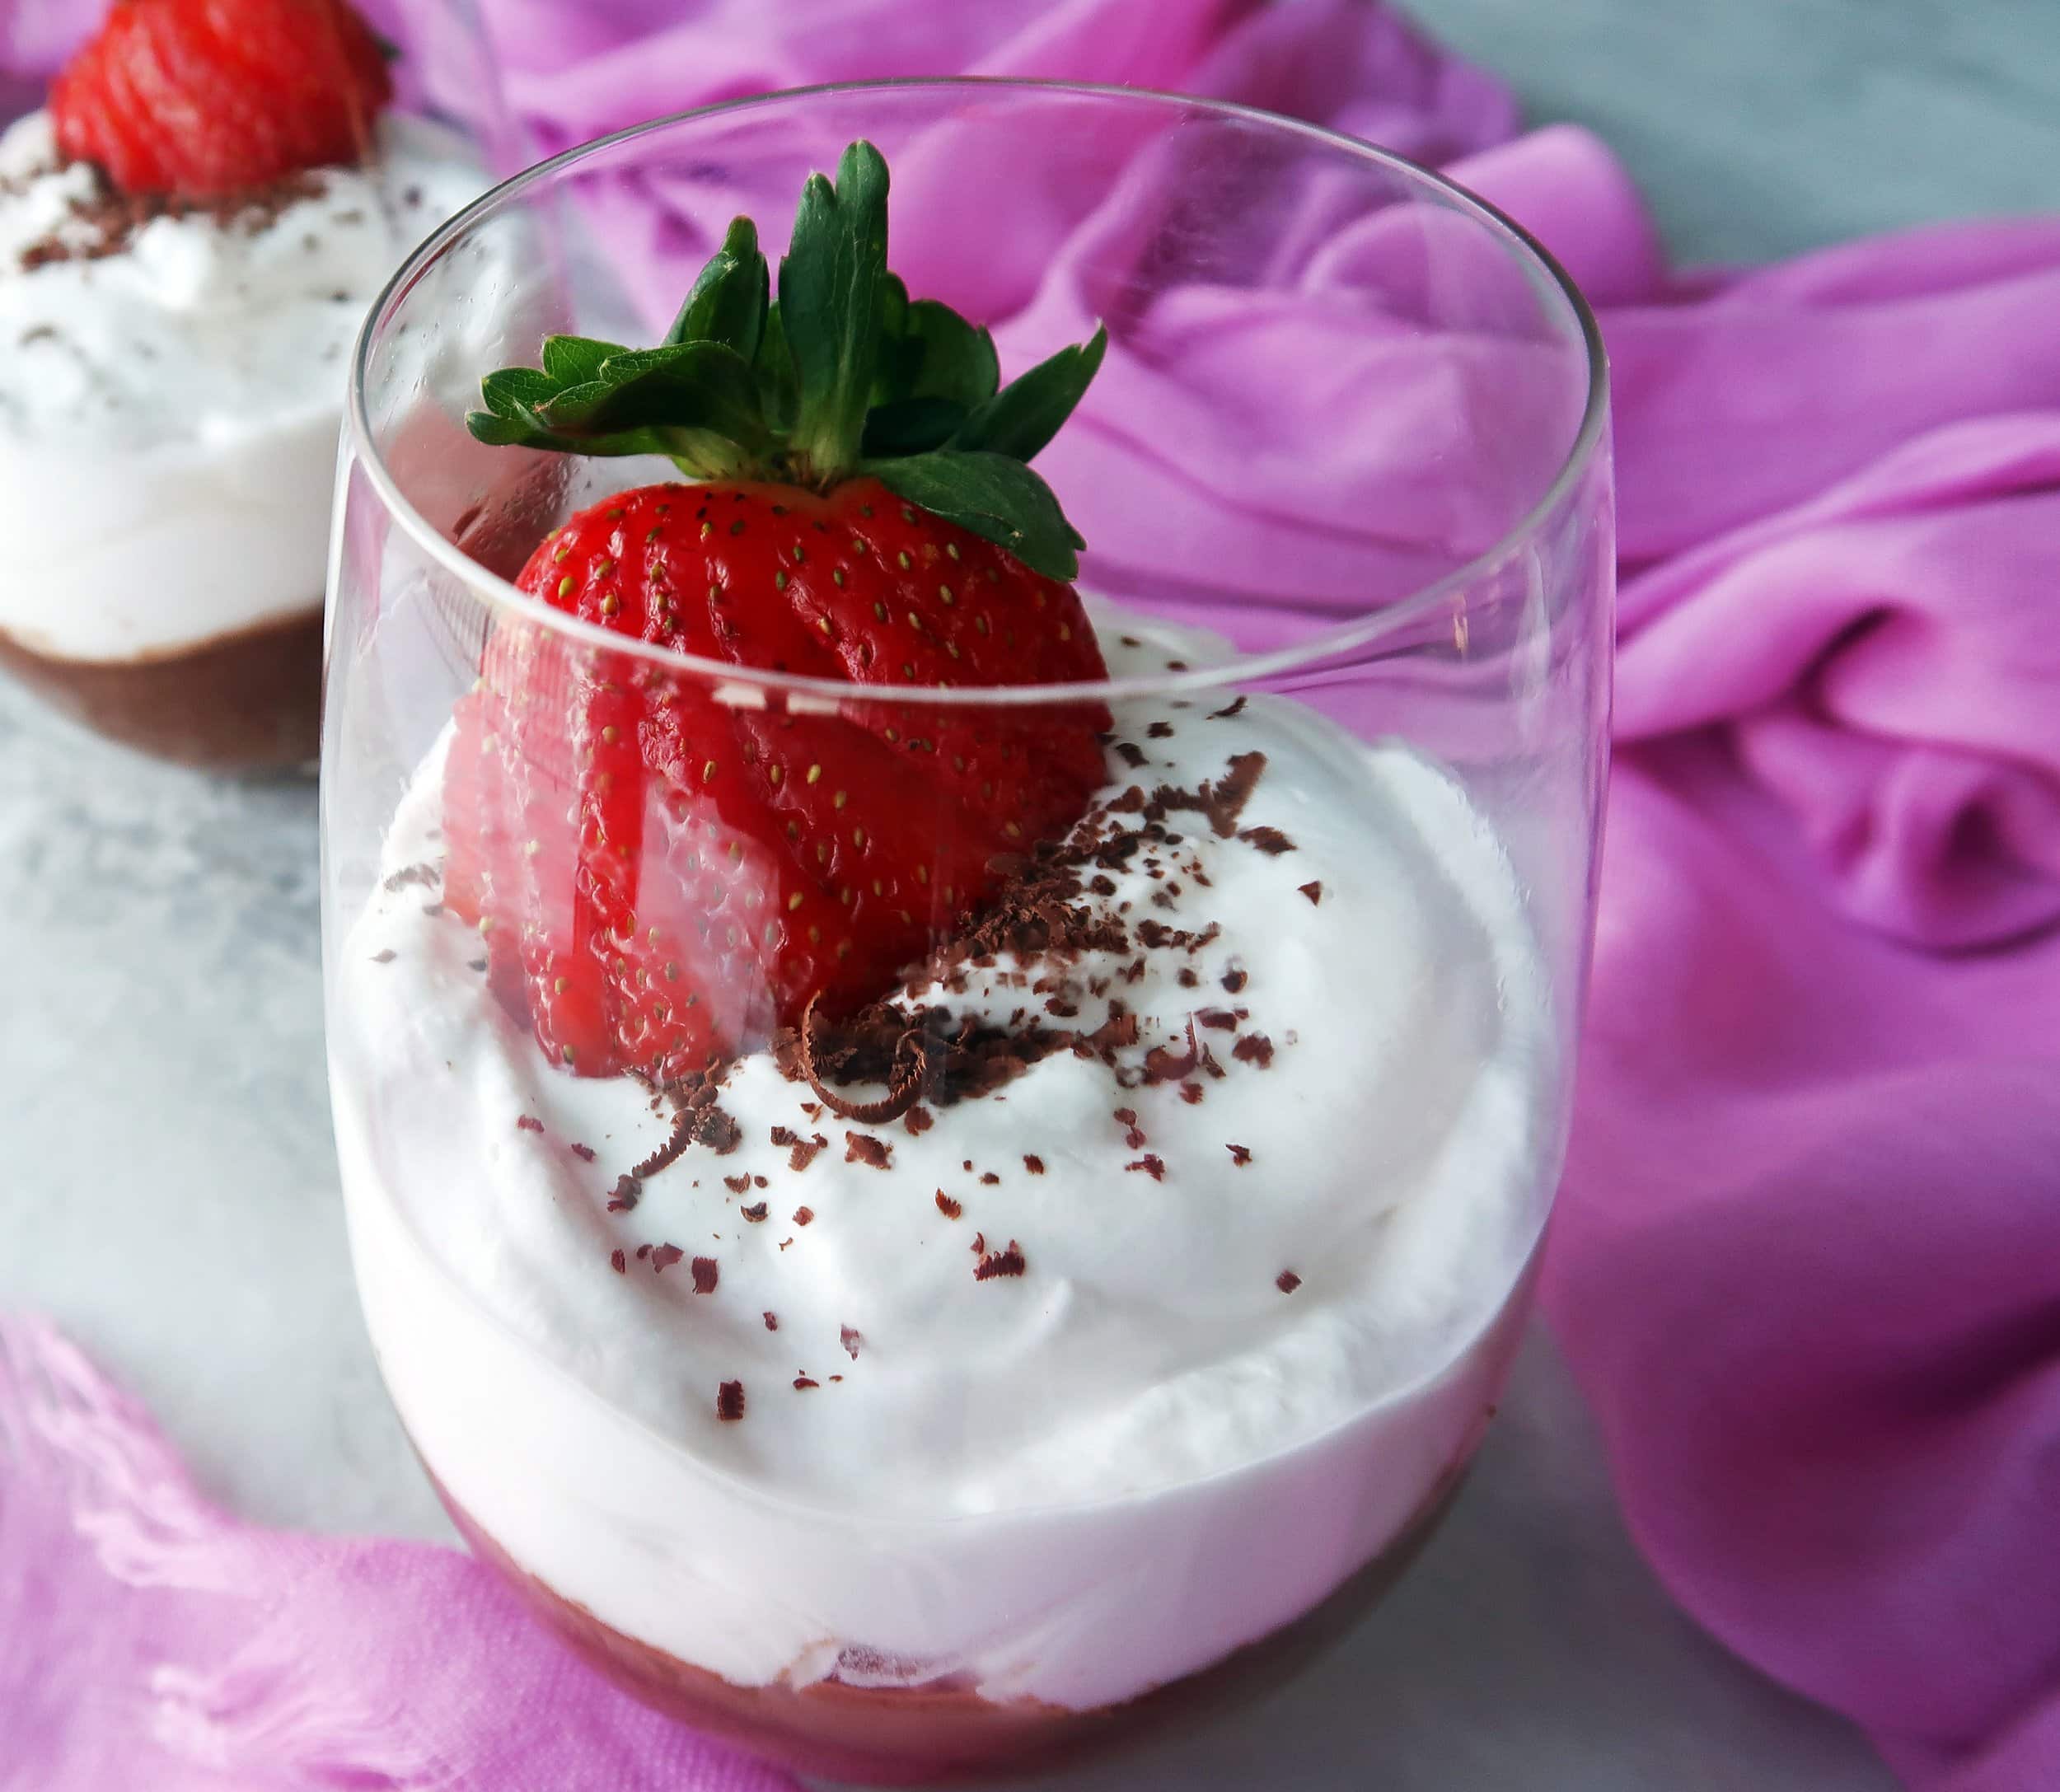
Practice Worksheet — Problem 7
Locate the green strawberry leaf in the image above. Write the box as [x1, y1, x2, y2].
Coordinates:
[860, 395, 968, 457]
[478, 367, 559, 419]
[539, 335, 623, 386]
[952, 325, 1107, 464]
[753, 301, 800, 433]
[903, 299, 1000, 407]
[865, 449, 1085, 582]
[780, 140, 890, 480]
[665, 217, 769, 360]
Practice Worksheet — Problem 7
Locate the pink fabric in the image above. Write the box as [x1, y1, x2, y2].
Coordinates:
[5, 6, 2060, 1792]
[0, 1318, 800, 1792]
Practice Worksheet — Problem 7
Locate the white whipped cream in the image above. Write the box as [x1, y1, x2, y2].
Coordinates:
[0, 112, 484, 661]
[330, 621, 1559, 1710]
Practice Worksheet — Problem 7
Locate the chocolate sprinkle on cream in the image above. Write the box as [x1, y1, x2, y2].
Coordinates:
[980, 1172, 1000, 1186]
[1232, 1033, 1276, 1068]
[1115, 742, 1149, 769]
[1126, 1154, 1167, 1181]
[975, 1240, 1028, 1280]
[691, 1256, 719, 1294]
[794, 1376, 819, 1390]
[650, 1244, 685, 1274]
[1239, 826, 1295, 855]
[1221, 968, 1248, 994]
[845, 1132, 892, 1169]
[515, 1115, 543, 1133]
[570, 1142, 597, 1163]
[1299, 880, 1323, 905]
[840, 1326, 864, 1359]
[1276, 1270, 1303, 1294]
[904, 1104, 935, 1135]
[1146, 721, 1174, 740]
[716, 1380, 746, 1421]
[1208, 695, 1248, 720]
[606, 1174, 642, 1213]
[609, 1249, 626, 1275]
[935, 1191, 962, 1218]
[369, 948, 396, 964]
[1228, 1143, 1252, 1166]
[740, 1201, 769, 1222]
[723, 1173, 752, 1194]
[793, 1206, 815, 1226]
[763, 1311, 778, 1331]
[1023, 1154, 1045, 1175]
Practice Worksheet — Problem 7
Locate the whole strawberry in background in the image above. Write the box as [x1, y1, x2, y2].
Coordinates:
[49, 0, 393, 196]
[447, 142, 1113, 1081]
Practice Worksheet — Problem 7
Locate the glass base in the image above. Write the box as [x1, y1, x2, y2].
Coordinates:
[434, 1450, 1477, 1788]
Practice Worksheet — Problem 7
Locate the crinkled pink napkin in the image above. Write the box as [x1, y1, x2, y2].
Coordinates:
[5, 5, 2059, 1792]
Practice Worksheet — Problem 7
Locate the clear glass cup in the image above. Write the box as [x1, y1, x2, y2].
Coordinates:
[0, 2, 513, 772]
[323, 81, 1609, 1786]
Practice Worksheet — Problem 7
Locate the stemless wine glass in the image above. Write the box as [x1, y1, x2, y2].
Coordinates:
[0, 1, 514, 772]
[323, 82, 1609, 1787]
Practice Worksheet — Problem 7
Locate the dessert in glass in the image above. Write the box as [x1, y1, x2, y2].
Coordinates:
[324, 84, 1611, 1786]
[0, 0, 502, 769]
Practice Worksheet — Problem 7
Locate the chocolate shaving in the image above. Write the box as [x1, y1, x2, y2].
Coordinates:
[1221, 968, 1248, 994]
[1126, 1154, 1167, 1181]
[723, 1173, 752, 1194]
[980, 1172, 1000, 1186]
[691, 1256, 719, 1294]
[1202, 752, 1267, 836]
[1276, 1270, 1302, 1294]
[935, 1191, 962, 1219]
[1299, 880, 1323, 905]
[609, 1249, 627, 1275]
[1239, 826, 1295, 855]
[975, 1240, 1028, 1280]
[716, 1380, 747, 1421]
[650, 1244, 685, 1274]
[606, 1174, 642, 1213]
[1196, 1008, 1238, 1031]
[1232, 1033, 1276, 1068]
[1115, 742, 1149, 769]
[740, 1201, 769, 1222]
[19, 166, 327, 272]
[794, 991, 926, 1123]
[1208, 695, 1248, 720]
[1227, 1143, 1252, 1166]
[1142, 1019, 1201, 1084]
[840, 1326, 864, 1359]
[1023, 1154, 1045, 1175]
[570, 1142, 597, 1163]
[383, 862, 439, 893]
[793, 1205, 815, 1226]
[763, 1311, 778, 1331]
[904, 1104, 934, 1135]
[515, 1115, 543, 1133]
[845, 1132, 892, 1169]
[1146, 721, 1174, 740]
[794, 1376, 820, 1390]
[369, 948, 396, 964]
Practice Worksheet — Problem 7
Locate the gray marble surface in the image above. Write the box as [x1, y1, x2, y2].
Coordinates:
[11, 2, 2048, 1784]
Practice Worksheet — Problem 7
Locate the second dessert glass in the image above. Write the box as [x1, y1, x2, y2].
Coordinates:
[323, 81, 1610, 1786]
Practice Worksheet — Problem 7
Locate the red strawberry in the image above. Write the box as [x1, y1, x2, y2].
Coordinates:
[445, 478, 1108, 1078]
[51, 0, 392, 198]
[445, 145, 1116, 1080]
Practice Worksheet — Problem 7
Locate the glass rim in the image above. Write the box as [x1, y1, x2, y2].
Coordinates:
[346, 75, 1609, 709]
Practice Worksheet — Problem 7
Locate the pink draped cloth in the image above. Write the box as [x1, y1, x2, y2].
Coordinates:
[3, 4, 2057, 1790]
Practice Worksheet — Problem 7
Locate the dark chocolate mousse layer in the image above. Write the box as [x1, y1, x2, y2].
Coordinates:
[435, 1451, 1477, 1788]
[0, 604, 321, 770]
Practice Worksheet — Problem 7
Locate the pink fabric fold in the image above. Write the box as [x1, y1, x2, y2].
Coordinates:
[3, 6, 2058, 1791]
